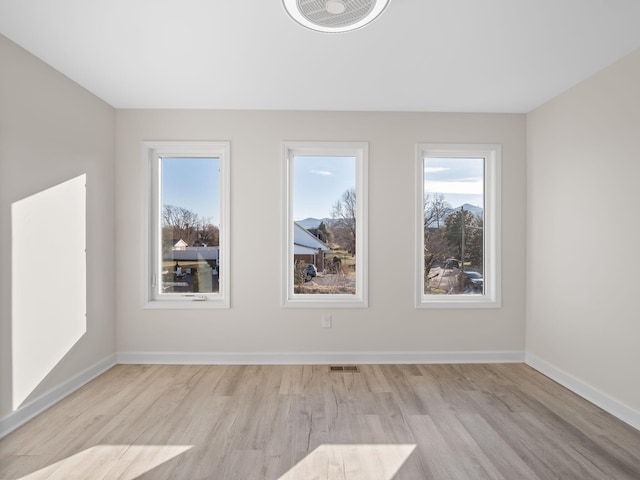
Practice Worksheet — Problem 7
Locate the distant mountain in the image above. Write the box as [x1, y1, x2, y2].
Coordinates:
[296, 217, 333, 229]
[450, 204, 483, 217]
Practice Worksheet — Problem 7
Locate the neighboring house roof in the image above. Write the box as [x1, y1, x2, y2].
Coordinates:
[170, 246, 219, 261]
[294, 222, 331, 252]
[172, 239, 189, 249]
[294, 244, 321, 255]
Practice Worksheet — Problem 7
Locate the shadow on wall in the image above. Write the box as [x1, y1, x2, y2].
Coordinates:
[10, 174, 87, 410]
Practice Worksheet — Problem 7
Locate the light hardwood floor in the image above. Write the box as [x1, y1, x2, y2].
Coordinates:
[1, 364, 639, 479]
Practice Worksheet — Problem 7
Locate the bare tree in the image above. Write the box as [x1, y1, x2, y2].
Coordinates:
[424, 193, 451, 229]
[331, 188, 356, 255]
[424, 229, 448, 289]
[162, 205, 218, 249]
[195, 218, 219, 246]
[423, 194, 452, 283]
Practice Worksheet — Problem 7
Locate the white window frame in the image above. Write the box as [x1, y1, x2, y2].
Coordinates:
[415, 143, 501, 308]
[144, 141, 230, 309]
[282, 141, 368, 308]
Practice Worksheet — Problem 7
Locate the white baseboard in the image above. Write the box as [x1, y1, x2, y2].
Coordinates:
[117, 350, 525, 365]
[0, 354, 117, 439]
[0, 350, 525, 440]
[5, 351, 636, 439]
[526, 353, 640, 431]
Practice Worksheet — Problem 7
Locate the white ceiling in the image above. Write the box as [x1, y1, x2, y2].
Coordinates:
[1, 0, 639, 113]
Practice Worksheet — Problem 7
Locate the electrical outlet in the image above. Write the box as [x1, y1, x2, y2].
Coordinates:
[322, 315, 332, 328]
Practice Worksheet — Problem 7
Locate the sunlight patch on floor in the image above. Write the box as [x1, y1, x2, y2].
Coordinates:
[17, 444, 193, 480]
[279, 444, 416, 480]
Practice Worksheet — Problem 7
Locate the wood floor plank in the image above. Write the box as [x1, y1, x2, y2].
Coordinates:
[428, 411, 506, 480]
[406, 414, 470, 480]
[1, 363, 639, 480]
[455, 412, 541, 480]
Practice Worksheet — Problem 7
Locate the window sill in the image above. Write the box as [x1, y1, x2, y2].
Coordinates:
[416, 294, 501, 309]
[144, 299, 229, 310]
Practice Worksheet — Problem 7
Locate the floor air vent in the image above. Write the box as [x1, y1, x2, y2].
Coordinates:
[329, 365, 360, 372]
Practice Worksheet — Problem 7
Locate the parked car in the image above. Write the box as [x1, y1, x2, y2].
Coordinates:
[443, 258, 460, 269]
[463, 271, 483, 293]
[305, 264, 317, 281]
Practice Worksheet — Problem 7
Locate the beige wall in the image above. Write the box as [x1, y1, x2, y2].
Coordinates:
[3, 24, 638, 433]
[4, 25, 637, 433]
[115, 110, 527, 355]
[0, 35, 116, 421]
[527, 49, 640, 412]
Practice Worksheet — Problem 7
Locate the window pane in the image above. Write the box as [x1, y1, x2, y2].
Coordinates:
[160, 157, 220, 294]
[423, 157, 484, 295]
[292, 155, 356, 295]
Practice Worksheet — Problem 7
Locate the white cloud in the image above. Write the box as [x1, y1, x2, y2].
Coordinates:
[425, 180, 483, 194]
[424, 166, 449, 174]
[310, 169, 333, 176]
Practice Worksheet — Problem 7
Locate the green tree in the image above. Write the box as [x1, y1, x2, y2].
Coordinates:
[316, 221, 332, 243]
[444, 208, 483, 266]
[466, 214, 483, 269]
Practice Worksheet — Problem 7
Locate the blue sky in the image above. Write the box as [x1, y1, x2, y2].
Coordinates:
[424, 157, 484, 209]
[293, 155, 355, 220]
[160, 155, 480, 224]
[162, 157, 220, 225]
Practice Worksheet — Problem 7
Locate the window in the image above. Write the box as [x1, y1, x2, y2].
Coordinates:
[144, 141, 230, 308]
[416, 144, 501, 308]
[282, 142, 368, 308]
